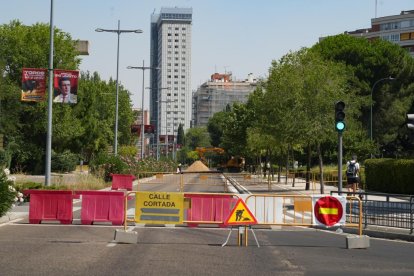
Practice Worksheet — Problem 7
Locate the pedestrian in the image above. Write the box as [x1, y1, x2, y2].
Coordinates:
[176, 163, 182, 174]
[346, 155, 360, 195]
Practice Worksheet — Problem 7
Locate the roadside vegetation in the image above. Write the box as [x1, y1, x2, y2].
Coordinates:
[1, 20, 414, 215]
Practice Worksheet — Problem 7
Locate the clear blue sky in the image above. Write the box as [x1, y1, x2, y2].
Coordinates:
[1, 0, 413, 108]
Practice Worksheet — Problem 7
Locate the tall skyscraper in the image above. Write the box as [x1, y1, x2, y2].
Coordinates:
[150, 7, 192, 150]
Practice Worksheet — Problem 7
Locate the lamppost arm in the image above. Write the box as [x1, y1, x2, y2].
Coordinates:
[95, 21, 142, 155]
[370, 76, 395, 142]
[127, 63, 160, 159]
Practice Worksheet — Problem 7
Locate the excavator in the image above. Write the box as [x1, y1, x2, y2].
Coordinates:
[195, 147, 244, 172]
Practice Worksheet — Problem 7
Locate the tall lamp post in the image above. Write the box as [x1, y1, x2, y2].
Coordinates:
[95, 21, 142, 155]
[158, 99, 177, 158]
[370, 76, 395, 158]
[370, 77, 395, 137]
[127, 61, 159, 159]
[146, 87, 169, 160]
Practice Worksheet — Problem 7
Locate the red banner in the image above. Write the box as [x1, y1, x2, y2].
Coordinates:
[53, 70, 79, 104]
[21, 68, 47, 102]
[131, 124, 156, 135]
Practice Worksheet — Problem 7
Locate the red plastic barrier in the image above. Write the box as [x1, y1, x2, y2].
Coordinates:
[75, 191, 125, 225]
[185, 194, 238, 227]
[24, 190, 73, 224]
[110, 174, 135, 191]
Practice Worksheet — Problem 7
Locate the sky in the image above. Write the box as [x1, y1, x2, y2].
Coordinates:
[1, 0, 413, 109]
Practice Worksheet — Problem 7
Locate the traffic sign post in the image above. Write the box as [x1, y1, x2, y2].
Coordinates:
[222, 199, 259, 247]
[312, 196, 346, 227]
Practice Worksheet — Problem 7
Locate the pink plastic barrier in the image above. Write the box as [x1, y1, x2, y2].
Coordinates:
[185, 194, 238, 227]
[24, 190, 73, 224]
[75, 191, 125, 225]
[110, 174, 135, 191]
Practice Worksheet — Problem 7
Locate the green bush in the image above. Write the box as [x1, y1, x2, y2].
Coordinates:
[89, 152, 128, 182]
[0, 171, 17, 217]
[118, 146, 138, 159]
[51, 151, 78, 173]
[365, 158, 414, 194]
[0, 149, 11, 169]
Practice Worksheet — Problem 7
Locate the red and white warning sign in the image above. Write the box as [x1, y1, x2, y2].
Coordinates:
[224, 199, 257, 226]
[312, 196, 346, 227]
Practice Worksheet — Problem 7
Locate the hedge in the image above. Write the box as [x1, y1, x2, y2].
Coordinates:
[365, 159, 414, 194]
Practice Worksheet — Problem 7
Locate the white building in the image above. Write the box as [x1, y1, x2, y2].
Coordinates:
[150, 7, 192, 147]
[344, 10, 414, 57]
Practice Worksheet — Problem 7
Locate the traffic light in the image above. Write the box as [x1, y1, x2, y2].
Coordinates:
[407, 114, 414, 130]
[335, 101, 345, 132]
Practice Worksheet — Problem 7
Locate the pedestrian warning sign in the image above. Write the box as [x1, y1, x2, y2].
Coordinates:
[224, 199, 257, 225]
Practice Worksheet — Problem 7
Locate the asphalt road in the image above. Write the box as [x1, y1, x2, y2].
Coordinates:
[2, 173, 414, 275]
[1, 222, 413, 275]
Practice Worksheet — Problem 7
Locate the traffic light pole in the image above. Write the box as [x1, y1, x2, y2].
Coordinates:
[338, 132, 343, 195]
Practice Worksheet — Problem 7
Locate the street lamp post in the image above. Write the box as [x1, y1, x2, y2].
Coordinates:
[127, 62, 159, 159]
[370, 77, 395, 137]
[95, 21, 142, 155]
[158, 99, 177, 158]
[146, 87, 169, 160]
[370, 76, 395, 158]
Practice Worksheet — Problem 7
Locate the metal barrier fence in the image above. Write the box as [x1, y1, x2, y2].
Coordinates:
[331, 191, 414, 234]
[124, 191, 362, 235]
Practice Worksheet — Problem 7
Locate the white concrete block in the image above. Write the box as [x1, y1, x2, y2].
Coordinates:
[346, 234, 370, 249]
[114, 229, 138, 244]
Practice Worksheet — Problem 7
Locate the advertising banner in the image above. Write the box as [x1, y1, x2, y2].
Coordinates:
[53, 69, 79, 104]
[21, 68, 47, 102]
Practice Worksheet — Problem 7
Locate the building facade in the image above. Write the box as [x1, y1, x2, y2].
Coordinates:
[192, 73, 258, 127]
[345, 10, 414, 57]
[150, 7, 192, 148]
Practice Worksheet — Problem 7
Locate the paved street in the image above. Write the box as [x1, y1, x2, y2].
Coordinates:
[1, 173, 414, 275]
[1, 222, 414, 275]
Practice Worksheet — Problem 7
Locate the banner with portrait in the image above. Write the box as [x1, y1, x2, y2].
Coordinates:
[53, 69, 79, 104]
[21, 68, 47, 102]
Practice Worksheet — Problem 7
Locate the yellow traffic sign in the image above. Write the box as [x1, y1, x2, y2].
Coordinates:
[225, 199, 257, 225]
[135, 192, 184, 224]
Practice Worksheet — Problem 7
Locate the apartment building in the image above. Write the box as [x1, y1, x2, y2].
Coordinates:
[345, 10, 414, 57]
[150, 7, 192, 146]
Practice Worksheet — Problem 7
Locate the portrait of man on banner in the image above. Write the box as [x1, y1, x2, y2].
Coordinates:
[21, 68, 47, 102]
[53, 70, 79, 104]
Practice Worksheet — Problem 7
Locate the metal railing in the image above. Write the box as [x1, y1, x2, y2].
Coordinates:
[331, 191, 414, 234]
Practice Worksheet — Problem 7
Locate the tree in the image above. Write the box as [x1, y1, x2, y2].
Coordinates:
[176, 123, 185, 146]
[184, 127, 210, 150]
[312, 34, 414, 158]
[0, 21, 135, 172]
[0, 20, 81, 173]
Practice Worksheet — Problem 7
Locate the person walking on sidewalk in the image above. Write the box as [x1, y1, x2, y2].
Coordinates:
[346, 155, 360, 195]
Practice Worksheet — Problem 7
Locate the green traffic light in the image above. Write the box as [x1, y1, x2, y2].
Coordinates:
[336, 121, 345, 131]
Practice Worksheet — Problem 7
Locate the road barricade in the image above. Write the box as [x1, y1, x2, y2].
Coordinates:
[24, 190, 73, 224]
[184, 193, 239, 227]
[111, 174, 135, 191]
[75, 191, 125, 225]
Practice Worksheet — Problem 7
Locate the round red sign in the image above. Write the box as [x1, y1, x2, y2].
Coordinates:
[314, 196, 343, 226]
